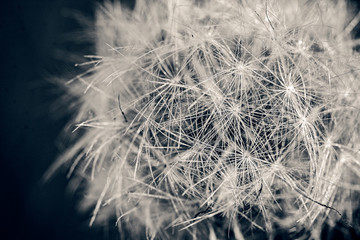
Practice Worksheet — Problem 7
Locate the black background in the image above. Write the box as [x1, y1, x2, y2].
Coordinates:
[0, 0, 134, 239]
[0, 0, 359, 240]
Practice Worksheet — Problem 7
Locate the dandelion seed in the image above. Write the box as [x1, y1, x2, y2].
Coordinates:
[286, 83, 296, 94]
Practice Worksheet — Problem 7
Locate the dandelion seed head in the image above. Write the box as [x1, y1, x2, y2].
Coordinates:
[53, 0, 360, 238]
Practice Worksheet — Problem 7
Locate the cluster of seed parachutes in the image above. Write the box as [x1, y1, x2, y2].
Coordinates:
[54, 0, 360, 239]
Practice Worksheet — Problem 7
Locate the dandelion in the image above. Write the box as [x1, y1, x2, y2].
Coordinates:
[50, 0, 360, 239]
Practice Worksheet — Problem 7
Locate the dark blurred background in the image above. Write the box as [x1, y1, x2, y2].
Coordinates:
[0, 0, 134, 239]
[0, 0, 359, 240]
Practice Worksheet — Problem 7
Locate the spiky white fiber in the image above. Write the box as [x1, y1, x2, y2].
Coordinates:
[53, 0, 360, 239]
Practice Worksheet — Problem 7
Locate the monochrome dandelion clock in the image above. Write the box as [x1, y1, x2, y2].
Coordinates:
[49, 0, 360, 239]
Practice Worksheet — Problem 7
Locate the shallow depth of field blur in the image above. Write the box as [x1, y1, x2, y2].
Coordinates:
[50, 0, 360, 239]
